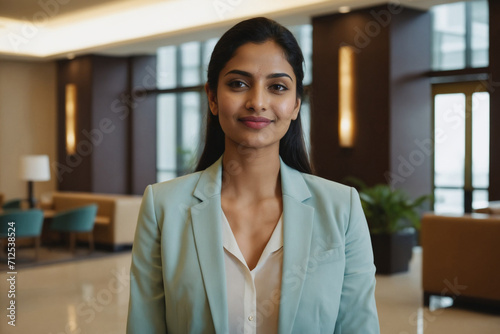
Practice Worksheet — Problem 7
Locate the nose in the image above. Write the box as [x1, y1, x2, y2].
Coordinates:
[245, 85, 268, 112]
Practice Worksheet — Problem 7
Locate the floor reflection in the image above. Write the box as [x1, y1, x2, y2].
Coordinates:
[0, 248, 498, 333]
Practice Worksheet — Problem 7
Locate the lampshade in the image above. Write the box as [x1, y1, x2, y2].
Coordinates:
[20, 155, 51, 181]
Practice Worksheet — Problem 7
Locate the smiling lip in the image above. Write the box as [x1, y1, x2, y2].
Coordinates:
[239, 116, 272, 129]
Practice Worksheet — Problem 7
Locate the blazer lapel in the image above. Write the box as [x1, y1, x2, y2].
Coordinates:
[190, 156, 229, 334]
[278, 159, 315, 334]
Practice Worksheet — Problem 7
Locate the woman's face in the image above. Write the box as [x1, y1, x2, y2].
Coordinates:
[207, 40, 301, 151]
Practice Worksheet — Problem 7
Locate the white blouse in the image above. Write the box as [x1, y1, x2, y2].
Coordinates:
[221, 210, 284, 334]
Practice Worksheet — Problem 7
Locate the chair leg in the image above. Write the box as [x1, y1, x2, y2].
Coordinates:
[48, 231, 59, 251]
[423, 292, 431, 307]
[70, 232, 76, 254]
[35, 236, 41, 261]
[88, 232, 94, 254]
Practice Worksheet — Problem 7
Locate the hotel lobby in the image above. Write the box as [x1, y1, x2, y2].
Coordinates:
[1, 0, 500, 333]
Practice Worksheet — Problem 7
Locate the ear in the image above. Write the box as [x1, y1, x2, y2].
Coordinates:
[205, 83, 218, 116]
[291, 97, 301, 120]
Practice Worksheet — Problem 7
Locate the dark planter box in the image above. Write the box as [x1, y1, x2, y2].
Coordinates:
[370, 229, 415, 275]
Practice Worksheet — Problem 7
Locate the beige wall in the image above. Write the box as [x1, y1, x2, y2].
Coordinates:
[0, 60, 57, 202]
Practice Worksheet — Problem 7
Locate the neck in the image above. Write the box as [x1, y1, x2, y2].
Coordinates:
[221, 142, 281, 201]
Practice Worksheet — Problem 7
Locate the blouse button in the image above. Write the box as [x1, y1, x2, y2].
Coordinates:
[248, 315, 254, 321]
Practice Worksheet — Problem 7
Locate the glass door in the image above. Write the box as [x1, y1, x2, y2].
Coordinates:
[432, 81, 490, 213]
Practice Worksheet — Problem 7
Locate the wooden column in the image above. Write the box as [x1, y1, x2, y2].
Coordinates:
[90, 56, 130, 194]
[129, 56, 158, 195]
[488, 0, 500, 200]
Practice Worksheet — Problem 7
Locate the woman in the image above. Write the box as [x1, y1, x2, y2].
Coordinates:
[127, 17, 379, 334]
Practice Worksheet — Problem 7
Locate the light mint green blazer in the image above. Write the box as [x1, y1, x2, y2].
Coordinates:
[127, 156, 379, 334]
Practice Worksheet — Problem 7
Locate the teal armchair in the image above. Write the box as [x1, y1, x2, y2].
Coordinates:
[50, 204, 97, 253]
[2, 198, 24, 210]
[0, 209, 44, 260]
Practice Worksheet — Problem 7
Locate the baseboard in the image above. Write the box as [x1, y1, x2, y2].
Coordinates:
[423, 291, 500, 314]
[93, 242, 133, 252]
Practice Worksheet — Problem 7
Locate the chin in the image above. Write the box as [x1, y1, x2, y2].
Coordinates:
[237, 140, 279, 151]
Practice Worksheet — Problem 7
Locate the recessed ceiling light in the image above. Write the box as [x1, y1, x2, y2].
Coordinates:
[339, 6, 351, 14]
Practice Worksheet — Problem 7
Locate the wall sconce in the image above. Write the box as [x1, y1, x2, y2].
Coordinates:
[338, 45, 356, 148]
[65, 83, 77, 155]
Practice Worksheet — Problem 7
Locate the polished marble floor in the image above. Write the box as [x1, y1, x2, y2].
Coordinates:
[1, 248, 499, 333]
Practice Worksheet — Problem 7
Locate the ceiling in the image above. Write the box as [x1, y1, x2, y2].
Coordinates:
[0, 0, 464, 60]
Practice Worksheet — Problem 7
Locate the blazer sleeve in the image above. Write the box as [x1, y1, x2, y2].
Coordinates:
[334, 188, 380, 334]
[127, 185, 167, 333]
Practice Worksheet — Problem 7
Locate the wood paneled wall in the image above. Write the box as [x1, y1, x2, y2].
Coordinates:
[311, 5, 432, 198]
[56, 55, 157, 195]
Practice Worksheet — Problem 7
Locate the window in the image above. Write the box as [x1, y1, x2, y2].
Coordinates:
[156, 25, 313, 182]
[432, 0, 489, 70]
[156, 40, 213, 181]
[432, 82, 490, 213]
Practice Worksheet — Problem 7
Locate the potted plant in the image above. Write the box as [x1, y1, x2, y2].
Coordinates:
[347, 179, 430, 274]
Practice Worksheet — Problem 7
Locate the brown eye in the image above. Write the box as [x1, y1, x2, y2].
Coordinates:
[228, 80, 247, 89]
[270, 84, 288, 92]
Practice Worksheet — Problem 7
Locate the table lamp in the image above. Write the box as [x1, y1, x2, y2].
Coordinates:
[20, 155, 51, 208]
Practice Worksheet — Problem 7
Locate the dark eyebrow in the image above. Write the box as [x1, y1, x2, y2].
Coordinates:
[224, 69, 293, 82]
[267, 72, 293, 82]
[224, 69, 251, 78]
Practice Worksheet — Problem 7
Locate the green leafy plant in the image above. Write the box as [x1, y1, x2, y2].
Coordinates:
[347, 178, 431, 234]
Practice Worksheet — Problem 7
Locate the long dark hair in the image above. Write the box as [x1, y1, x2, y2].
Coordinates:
[195, 17, 312, 174]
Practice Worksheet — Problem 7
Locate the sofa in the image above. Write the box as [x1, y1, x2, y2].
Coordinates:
[45, 192, 142, 251]
[421, 212, 500, 308]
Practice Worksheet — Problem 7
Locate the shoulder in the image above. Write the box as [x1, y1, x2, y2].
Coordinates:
[301, 173, 353, 200]
[148, 171, 203, 201]
[298, 173, 367, 242]
[297, 172, 361, 221]
[139, 171, 205, 222]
